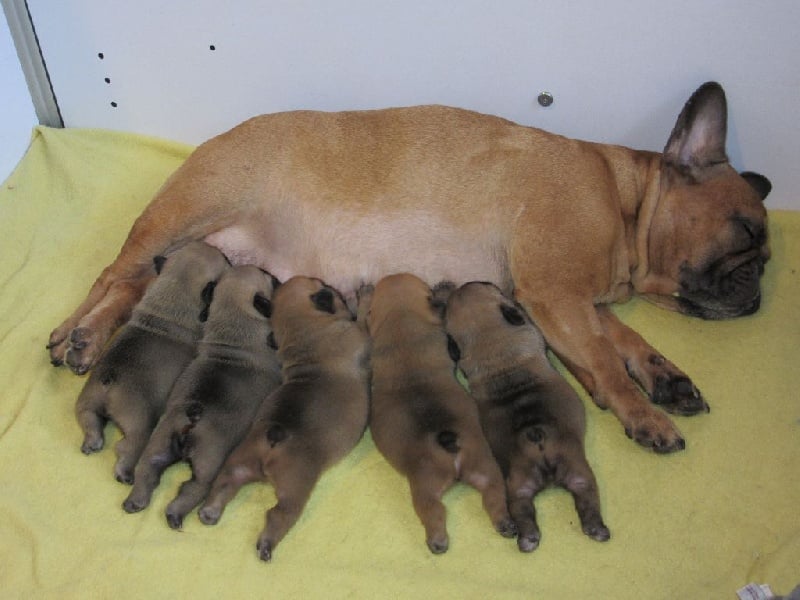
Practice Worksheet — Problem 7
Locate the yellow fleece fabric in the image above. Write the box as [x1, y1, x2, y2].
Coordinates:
[0, 126, 798, 599]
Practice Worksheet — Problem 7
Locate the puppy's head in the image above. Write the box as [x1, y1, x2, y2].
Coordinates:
[202, 265, 280, 331]
[445, 281, 541, 351]
[144, 241, 230, 314]
[637, 82, 771, 320]
[269, 276, 351, 347]
[366, 273, 440, 335]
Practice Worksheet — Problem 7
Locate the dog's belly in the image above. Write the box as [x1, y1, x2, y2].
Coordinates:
[204, 207, 510, 295]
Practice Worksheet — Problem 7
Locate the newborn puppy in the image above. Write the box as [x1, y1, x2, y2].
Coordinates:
[74, 241, 229, 484]
[444, 281, 610, 551]
[122, 265, 282, 528]
[199, 276, 370, 562]
[366, 273, 515, 554]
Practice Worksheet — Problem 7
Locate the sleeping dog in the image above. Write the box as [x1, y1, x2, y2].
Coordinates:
[122, 265, 281, 528]
[444, 281, 610, 551]
[199, 276, 371, 561]
[74, 241, 229, 484]
[365, 273, 516, 554]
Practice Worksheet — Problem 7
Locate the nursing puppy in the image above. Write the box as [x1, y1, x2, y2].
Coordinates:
[122, 265, 281, 528]
[444, 282, 610, 552]
[199, 276, 370, 562]
[74, 241, 229, 484]
[50, 82, 771, 454]
[366, 273, 515, 554]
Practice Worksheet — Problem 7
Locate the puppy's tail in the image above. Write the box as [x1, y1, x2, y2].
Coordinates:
[436, 430, 460, 454]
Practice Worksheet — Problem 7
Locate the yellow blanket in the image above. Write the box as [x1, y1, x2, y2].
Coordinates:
[1, 126, 798, 599]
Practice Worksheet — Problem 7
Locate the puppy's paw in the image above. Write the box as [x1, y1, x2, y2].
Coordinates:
[122, 495, 148, 514]
[198, 505, 221, 526]
[583, 521, 611, 542]
[517, 531, 540, 552]
[166, 512, 184, 530]
[80, 435, 104, 454]
[496, 517, 518, 538]
[426, 535, 449, 555]
[623, 408, 685, 453]
[114, 467, 135, 485]
[65, 327, 101, 375]
[652, 375, 709, 416]
[256, 538, 273, 562]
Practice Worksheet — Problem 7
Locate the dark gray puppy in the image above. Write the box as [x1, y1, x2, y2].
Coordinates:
[122, 265, 282, 528]
[444, 281, 610, 552]
[199, 276, 371, 562]
[74, 241, 230, 484]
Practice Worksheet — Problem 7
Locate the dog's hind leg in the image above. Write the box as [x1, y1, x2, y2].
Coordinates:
[48, 160, 243, 373]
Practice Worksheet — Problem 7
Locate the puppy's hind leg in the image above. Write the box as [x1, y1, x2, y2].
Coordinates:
[165, 429, 230, 530]
[461, 445, 517, 539]
[506, 467, 543, 552]
[112, 403, 160, 484]
[561, 457, 610, 542]
[199, 441, 265, 525]
[122, 417, 182, 512]
[75, 381, 108, 454]
[256, 458, 321, 562]
[407, 460, 454, 554]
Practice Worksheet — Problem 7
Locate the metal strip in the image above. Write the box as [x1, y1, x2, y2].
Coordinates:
[1, 0, 63, 127]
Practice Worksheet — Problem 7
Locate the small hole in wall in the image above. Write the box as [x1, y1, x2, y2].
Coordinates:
[104, 77, 111, 84]
[98, 52, 104, 59]
[209, 44, 216, 51]
[110, 101, 118, 108]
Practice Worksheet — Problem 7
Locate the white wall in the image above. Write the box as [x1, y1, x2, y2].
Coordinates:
[22, 1, 800, 209]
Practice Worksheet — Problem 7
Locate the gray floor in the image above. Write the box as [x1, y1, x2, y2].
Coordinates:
[0, 12, 38, 183]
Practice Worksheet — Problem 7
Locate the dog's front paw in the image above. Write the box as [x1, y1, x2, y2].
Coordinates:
[496, 517, 518, 538]
[517, 531, 540, 552]
[623, 408, 685, 453]
[652, 375, 709, 416]
[64, 327, 102, 375]
[582, 521, 611, 542]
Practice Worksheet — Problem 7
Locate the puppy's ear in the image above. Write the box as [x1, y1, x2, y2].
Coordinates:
[253, 293, 273, 318]
[266, 424, 286, 447]
[153, 255, 167, 275]
[199, 281, 217, 322]
[500, 304, 526, 326]
[310, 288, 336, 314]
[446, 334, 461, 362]
[257, 268, 281, 290]
[663, 81, 728, 170]
[740, 171, 772, 201]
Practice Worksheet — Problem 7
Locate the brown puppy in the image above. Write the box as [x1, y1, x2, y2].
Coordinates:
[121, 265, 282, 528]
[366, 273, 515, 554]
[444, 281, 610, 552]
[74, 241, 229, 484]
[198, 276, 370, 562]
[50, 82, 771, 453]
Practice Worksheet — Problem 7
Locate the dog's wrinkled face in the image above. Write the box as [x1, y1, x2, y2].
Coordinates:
[637, 82, 771, 320]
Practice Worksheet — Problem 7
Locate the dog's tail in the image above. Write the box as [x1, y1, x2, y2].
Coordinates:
[436, 430, 460, 454]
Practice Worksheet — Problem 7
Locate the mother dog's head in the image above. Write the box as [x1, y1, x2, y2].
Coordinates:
[636, 82, 772, 320]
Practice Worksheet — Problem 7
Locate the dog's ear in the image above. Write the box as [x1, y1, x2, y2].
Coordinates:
[199, 281, 217, 322]
[740, 171, 772, 201]
[310, 288, 336, 314]
[446, 334, 461, 362]
[153, 255, 167, 275]
[258, 268, 281, 290]
[663, 81, 728, 170]
[500, 303, 526, 326]
[253, 293, 273, 318]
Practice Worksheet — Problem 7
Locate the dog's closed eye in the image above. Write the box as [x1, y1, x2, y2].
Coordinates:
[253, 293, 273, 318]
[310, 288, 336, 314]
